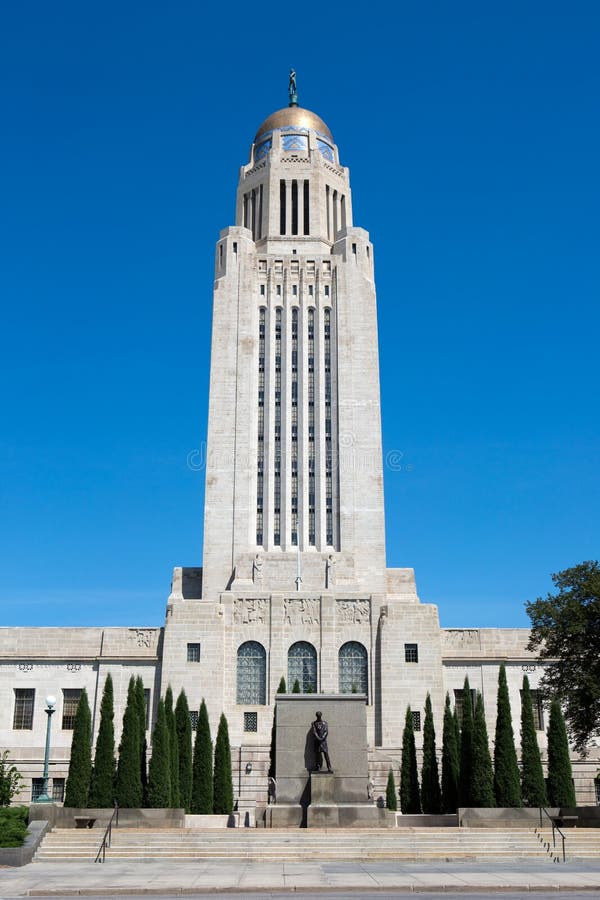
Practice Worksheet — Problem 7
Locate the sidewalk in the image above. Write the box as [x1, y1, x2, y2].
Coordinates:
[2, 859, 600, 895]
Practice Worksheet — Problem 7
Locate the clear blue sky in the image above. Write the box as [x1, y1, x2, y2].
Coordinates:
[1, 2, 598, 628]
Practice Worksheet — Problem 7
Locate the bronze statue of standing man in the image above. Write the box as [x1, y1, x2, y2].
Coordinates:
[312, 711, 333, 773]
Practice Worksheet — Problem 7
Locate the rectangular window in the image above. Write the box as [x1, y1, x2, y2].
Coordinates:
[303, 179, 310, 234]
[187, 643, 201, 663]
[523, 689, 545, 731]
[31, 778, 44, 801]
[244, 711, 258, 733]
[13, 688, 35, 730]
[62, 688, 82, 730]
[454, 688, 478, 725]
[412, 711, 421, 731]
[144, 688, 151, 730]
[189, 710, 199, 731]
[52, 778, 65, 802]
[404, 643, 419, 663]
[279, 180, 286, 235]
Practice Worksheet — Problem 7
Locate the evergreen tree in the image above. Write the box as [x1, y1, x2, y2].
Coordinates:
[400, 706, 421, 813]
[147, 699, 171, 808]
[64, 688, 92, 808]
[520, 676, 548, 807]
[134, 676, 148, 801]
[493, 664, 521, 807]
[421, 694, 441, 813]
[471, 692, 495, 807]
[547, 699, 576, 806]
[386, 767, 397, 810]
[458, 676, 474, 806]
[175, 689, 193, 813]
[191, 699, 213, 814]
[89, 674, 115, 807]
[441, 692, 459, 813]
[213, 713, 234, 815]
[277, 676, 287, 694]
[164, 686, 181, 807]
[453, 706, 461, 756]
[292, 678, 301, 693]
[115, 676, 142, 808]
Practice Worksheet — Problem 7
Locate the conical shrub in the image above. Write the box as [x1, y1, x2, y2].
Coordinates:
[64, 689, 92, 808]
[115, 677, 142, 807]
[165, 686, 180, 807]
[400, 706, 421, 813]
[386, 767, 397, 811]
[175, 689, 193, 813]
[213, 712, 234, 815]
[191, 699, 213, 814]
[421, 693, 441, 813]
[520, 676, 547, 806]
[458, 677, 474, 806]
[471, 692, 495, 807]
[89, 674, 115, 807]
[547, 699, 576, 806]
[493, 664, 521, 807]
[441, 692, 459, 813]
[147, 698, 171, 808]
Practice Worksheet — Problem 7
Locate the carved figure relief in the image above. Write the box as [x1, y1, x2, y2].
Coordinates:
[283, 597, 320, 626]
[336, 599, 370, 625]
[234, 597, 268, 626]
[252, 554, 263, 584]
[444, 629, 479, 645]
[130, 628, 156, 648]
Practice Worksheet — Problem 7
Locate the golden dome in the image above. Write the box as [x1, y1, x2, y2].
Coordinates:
[254, 106, 334, 144]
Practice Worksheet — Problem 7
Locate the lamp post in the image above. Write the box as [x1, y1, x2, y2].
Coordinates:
[35, 695, 57, 803]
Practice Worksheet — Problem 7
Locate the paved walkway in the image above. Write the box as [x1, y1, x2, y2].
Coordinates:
[2, 859, 600, 895]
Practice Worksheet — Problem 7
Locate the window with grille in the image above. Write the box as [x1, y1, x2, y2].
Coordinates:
[521, 688, 545, 731]
[244, 711, 258, 732]
[52, 778, 65, 802]
[31, 778, 44, 801]
[404, 643, 419, 663]
[412, 711, 421, 731]
[237, 641, 266, 705]
[454, 688, 478, 725]
[338, 641, 368, 696]
[288, 641, 317, 693]
[189, 710, 199, 731]
[13, 689, 35, 730]
[62, 688, 82, 730]
[187, 642, 201, 663]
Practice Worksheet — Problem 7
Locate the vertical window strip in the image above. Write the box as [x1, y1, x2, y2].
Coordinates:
[274, 308, 282, 545]
[256, 308, 266, 545]
[291, 307, 299, 546]
[280, 180, 286, 235]
[303, 180, 310, 235]
[308, 308, 315, 545]
[291, 180, 298, 235]
[324, 308, 333, 545]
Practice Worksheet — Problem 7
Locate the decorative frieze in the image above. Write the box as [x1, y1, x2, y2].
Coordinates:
[336, 599, 370, 625]
[233, 597, 268, 625]
[283, 597, 320, 626]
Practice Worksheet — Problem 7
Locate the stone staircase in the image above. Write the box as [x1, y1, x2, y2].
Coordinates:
[33, 826, 600, 863]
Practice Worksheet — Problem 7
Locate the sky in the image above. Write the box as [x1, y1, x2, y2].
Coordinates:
[1, 1, 598, 629]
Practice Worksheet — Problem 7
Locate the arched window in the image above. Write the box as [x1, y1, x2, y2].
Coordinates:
[339, 641, 368, 696]
[288, 641, 317, 693]
[237, 641, 266, 705]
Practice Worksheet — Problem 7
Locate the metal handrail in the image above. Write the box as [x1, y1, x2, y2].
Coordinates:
[94, 802, 119, 863]
[538, 806, 566, 862]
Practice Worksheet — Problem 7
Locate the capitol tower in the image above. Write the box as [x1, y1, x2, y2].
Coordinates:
[160, 78, 442, 776]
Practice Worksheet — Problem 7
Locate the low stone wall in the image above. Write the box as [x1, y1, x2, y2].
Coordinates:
[396, 814, 459, 827]
[0, 819, 48, 867]
[28, 805, 186, 829]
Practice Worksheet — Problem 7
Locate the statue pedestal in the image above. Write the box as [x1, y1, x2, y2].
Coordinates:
[306, 772, 392, 828]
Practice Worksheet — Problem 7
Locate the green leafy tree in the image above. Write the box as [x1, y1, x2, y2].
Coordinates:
[0, 750, 22, 807]
[526, 560, 600, 754]
[458, 677, 474, 806]
[471, 692, 495, 807]
[191, 699, 213, 814]
[164, 686, 181, 807]
[213, 713, 234, 815]
[421, 694, 441, 813]
[64, 688, 92, 808]
[89, 674, 115, 807]
[292, 678, 301, 694]
[385, 767, 397, 810]
[520, 675, 548, 807]
[175, 689, 193, 813]
[547, 699, 576, 806]
[277, 676, 286, 694]
[147, 698, 171, 808]
[493, 664, 521, 807]
[134, 677, 148, 801]
[115, 677, 142, 807]
[400, 706, 421, 814]
[441, 693, 459, 813]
